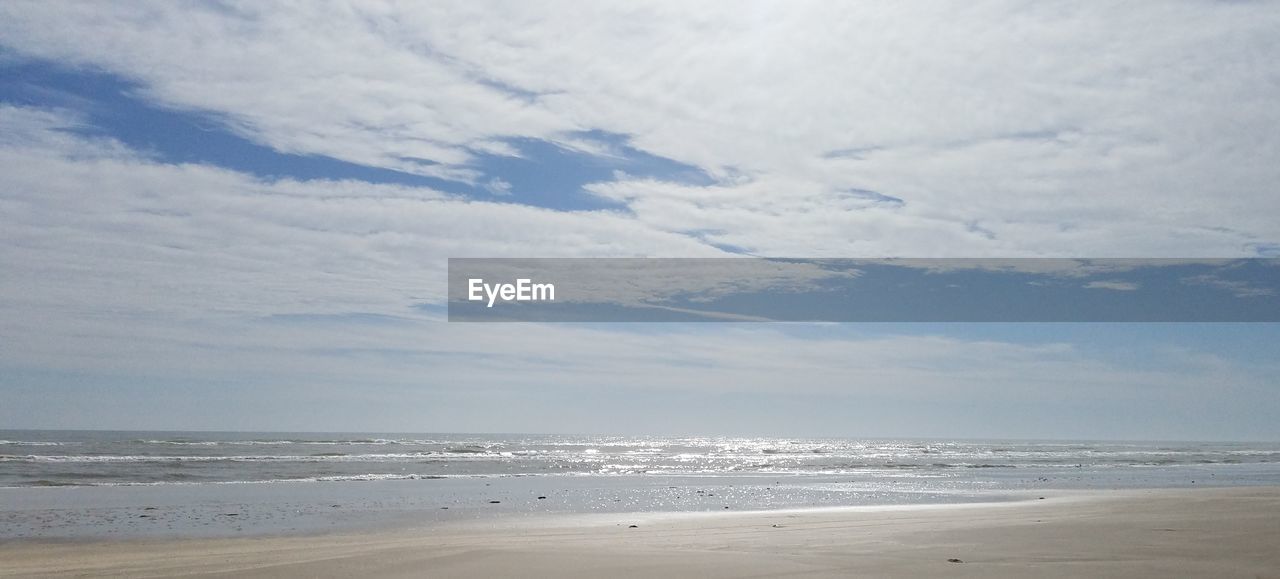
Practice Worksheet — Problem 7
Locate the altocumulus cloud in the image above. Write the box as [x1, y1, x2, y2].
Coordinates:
[2, 2, 1280, 436]
[1, 1, 1278, 256]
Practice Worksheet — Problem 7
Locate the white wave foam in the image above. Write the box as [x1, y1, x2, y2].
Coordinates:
[131, 438, 442, 446]
[0, 451, 525, 463]
[0, 441, 76, 446]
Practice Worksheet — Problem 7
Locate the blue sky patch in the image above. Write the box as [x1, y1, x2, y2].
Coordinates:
[1, 55, 713, 213]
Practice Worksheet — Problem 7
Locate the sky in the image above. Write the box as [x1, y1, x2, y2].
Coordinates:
[1, 2, 1278, 439]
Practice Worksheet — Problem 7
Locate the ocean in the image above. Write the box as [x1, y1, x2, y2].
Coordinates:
[3, 431, 1279, 539]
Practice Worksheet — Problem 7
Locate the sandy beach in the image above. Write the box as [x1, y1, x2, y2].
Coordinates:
[2, 486, 1278, 578]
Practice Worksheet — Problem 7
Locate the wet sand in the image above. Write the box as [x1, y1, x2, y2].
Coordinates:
[2, 487, 1278, 578]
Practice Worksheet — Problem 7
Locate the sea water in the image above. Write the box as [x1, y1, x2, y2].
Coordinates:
[2, 431, 1278, 539]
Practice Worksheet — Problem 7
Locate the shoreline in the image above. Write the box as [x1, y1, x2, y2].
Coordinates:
[3, 486, 1278, 578]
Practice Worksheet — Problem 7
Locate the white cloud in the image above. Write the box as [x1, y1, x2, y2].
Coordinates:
[3, 289, 1262, 407]
[1084, 280, 1140, 291]
[2, 5, 1280, 436]
[0, 105, 722, 331]
[1, 1, 1278, 256]
[1183, 273, 1277, 298]
[0, 108, 1262, 405]
[483, 177, 513, 196]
